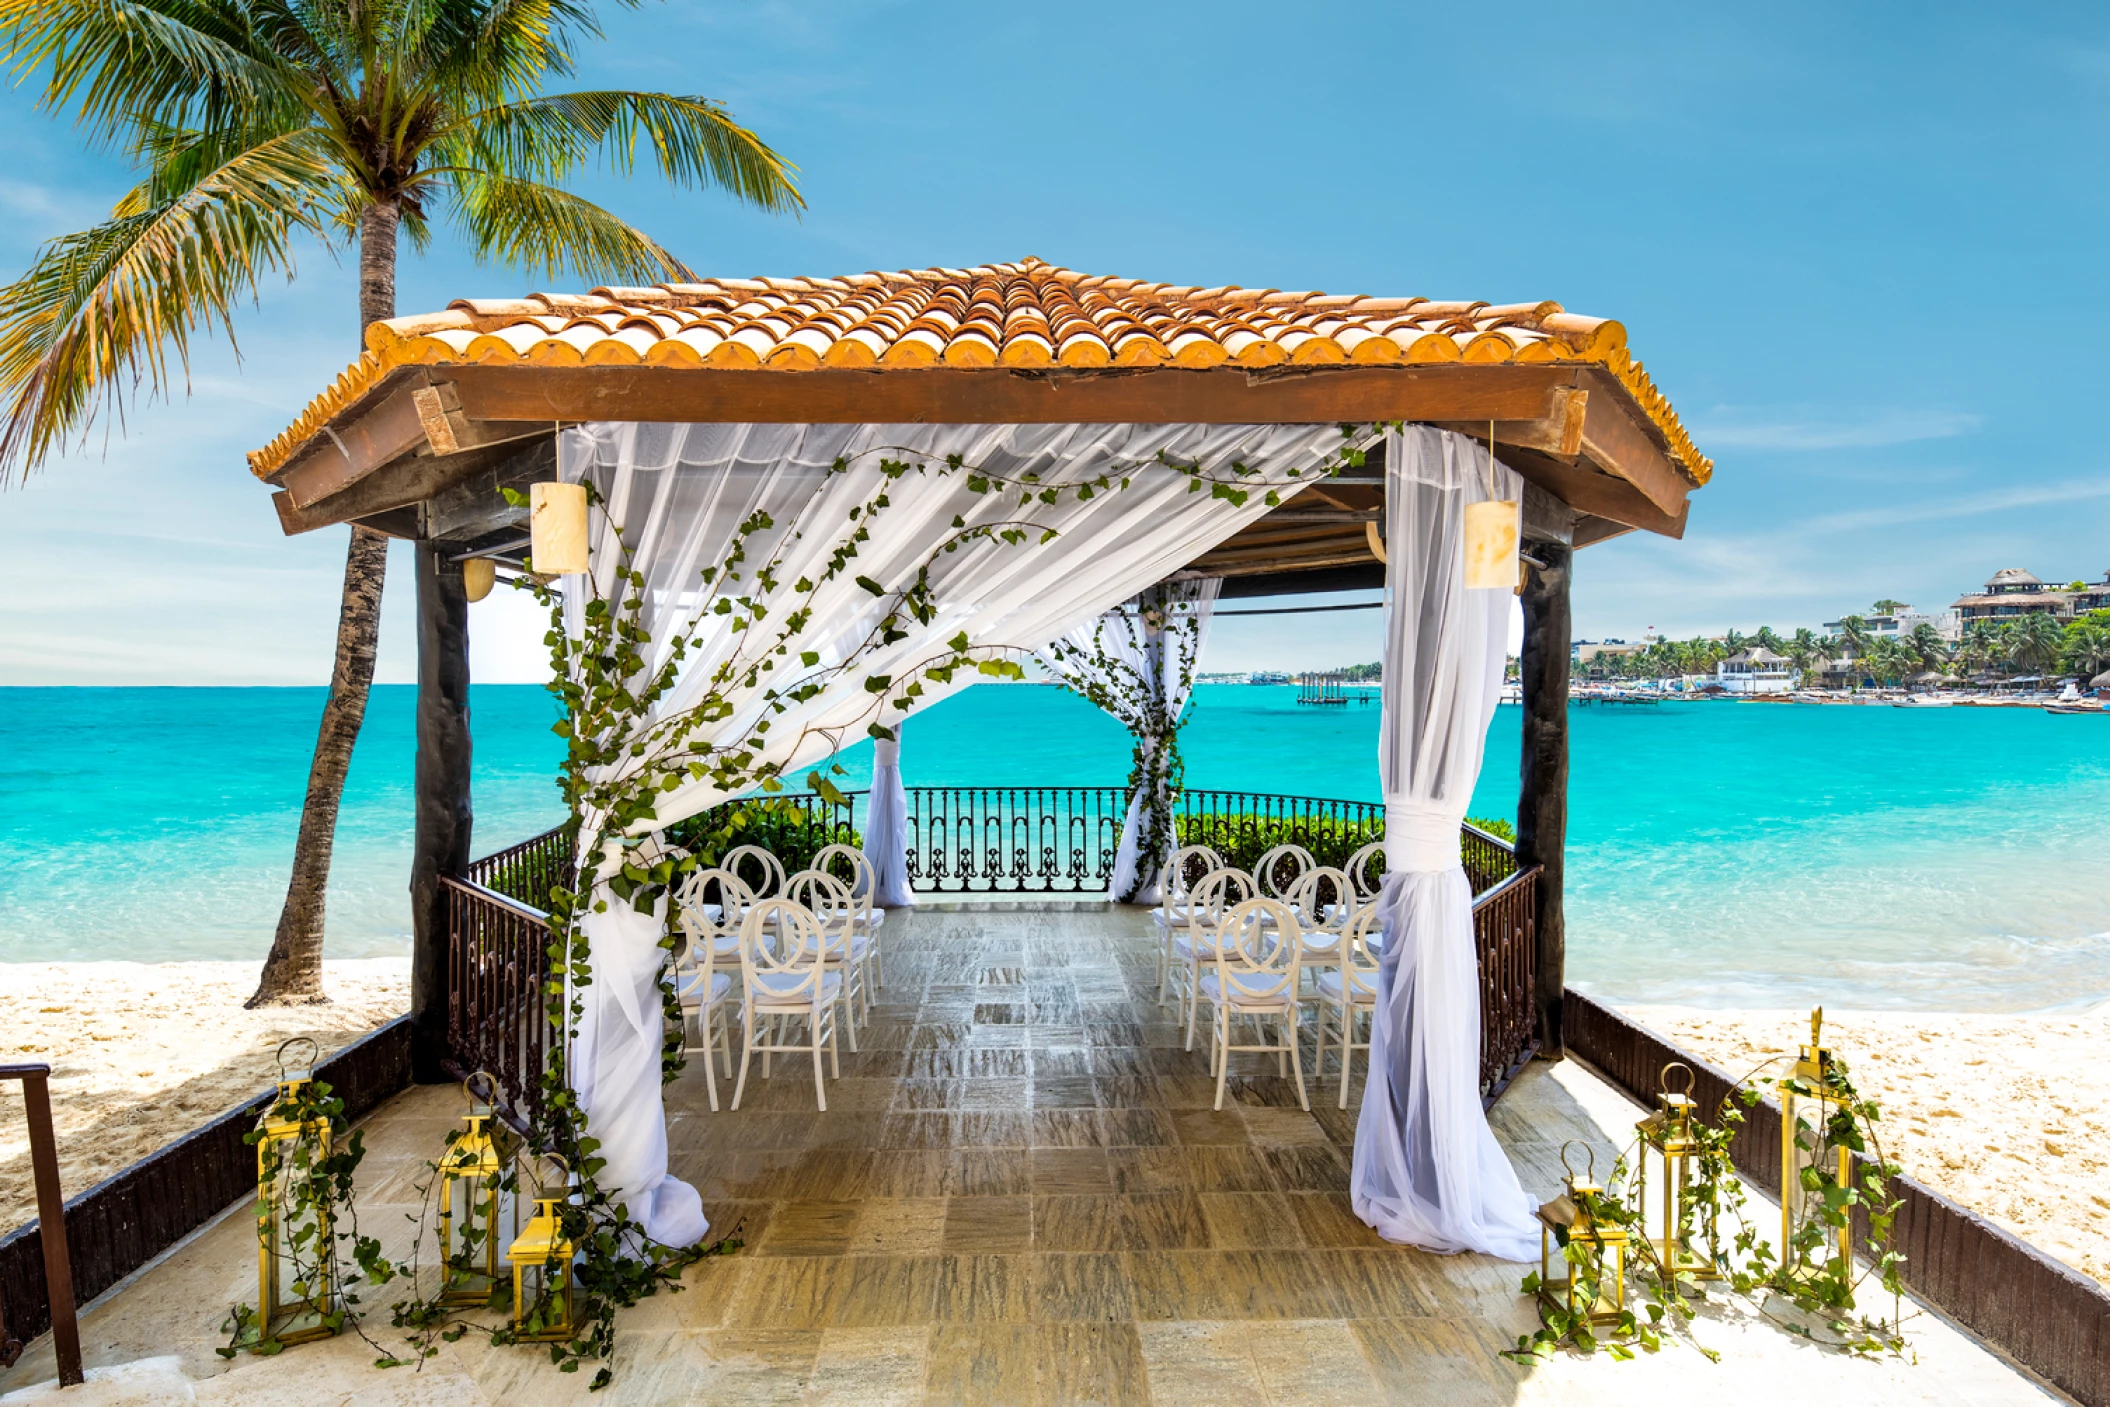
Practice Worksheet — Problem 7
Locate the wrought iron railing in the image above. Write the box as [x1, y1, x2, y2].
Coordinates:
[466, 823, 576, 911]
[447, 791, 1538, 1119]
[903, 785, 1127, 893]
[440, 876, 554, 1130]
[1472, 865, 1541, 1103]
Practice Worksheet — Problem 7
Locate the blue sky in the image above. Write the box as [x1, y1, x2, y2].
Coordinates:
[3, 2, 2108, 682]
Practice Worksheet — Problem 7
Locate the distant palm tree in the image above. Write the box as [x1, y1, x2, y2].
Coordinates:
[1784, 627, 1822, 682]
[1837, 615, 1872, 660]
[1754, 626, 1784, 653]
[2061, 621, 2110, 680]
[1872, 598, 1907, 615]
[2009, 612, 2065, 675]
[1907, 622, 1949, 674]
[0, 0, 803, 1006]
[1722, 628, 1747, 656]
[1958, 619, 2003, 675]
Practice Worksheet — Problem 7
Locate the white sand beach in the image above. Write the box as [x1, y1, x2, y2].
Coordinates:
[1620, 1003, 2110, 1287]
[0, 959, 410, 1236]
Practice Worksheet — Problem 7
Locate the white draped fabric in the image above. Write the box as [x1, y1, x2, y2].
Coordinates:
[1041, 579, 1220, 905]
[1349, 424, 1540, 1262]
[864, 734, 914, 908]
[559, 420, 1359, 1243]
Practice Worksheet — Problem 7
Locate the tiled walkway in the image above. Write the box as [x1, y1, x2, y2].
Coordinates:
[0, 908, 2063, 1405]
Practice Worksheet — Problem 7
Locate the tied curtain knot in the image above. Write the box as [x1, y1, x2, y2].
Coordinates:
[1384, 802, 1465, 873]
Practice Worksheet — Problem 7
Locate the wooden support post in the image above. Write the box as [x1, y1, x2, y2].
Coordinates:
[0, 1063, 81, 1385]
[1517, 540, 1571, 1059]
[409, 542, 473, 1083]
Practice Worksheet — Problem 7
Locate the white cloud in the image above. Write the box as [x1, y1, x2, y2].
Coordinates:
[1691, 406, 1982, 451]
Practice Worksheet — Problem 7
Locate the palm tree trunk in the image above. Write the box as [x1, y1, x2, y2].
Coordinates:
[247, 202, 399, 1007]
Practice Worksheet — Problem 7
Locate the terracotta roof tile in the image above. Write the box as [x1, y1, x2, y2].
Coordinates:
[249, 257, 1708, 483]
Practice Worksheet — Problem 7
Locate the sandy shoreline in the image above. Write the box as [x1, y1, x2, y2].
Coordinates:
[6, 963, 2105, 1293]
[0, 959, 410, 1236]
[1619, 1003, 2110, 1287]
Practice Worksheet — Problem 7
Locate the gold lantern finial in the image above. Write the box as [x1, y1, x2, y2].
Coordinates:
[507, 1152, 577, 1342]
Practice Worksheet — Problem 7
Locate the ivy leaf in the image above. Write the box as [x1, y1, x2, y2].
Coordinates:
[855, 575, 885, 596]
[863, 674, 893, 693]
[947, 631, 971, 652]
[800, 651, 820, 667]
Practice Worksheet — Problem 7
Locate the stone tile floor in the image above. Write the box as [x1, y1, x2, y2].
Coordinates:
[0, 908, 2067, 1405]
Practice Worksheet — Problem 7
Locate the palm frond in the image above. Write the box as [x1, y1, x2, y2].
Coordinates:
[445, 90, 803, 213]
[0, 128, 339, 478]
[447, 169, 689, 284]
[0, 0, 304, 145]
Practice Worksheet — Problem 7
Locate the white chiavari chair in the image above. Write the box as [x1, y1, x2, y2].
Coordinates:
[731, 897, 842, 1111]
[1197, 896, 1308, 1111]
[1150, 843, 1224, 1005]
[811, 843, 888, 988]
[1174, 868, 1256, 1049]
[668, 877, 737, 1111]
[1287, 865, 1355, 992]
[1313, 905, 1383, 1108]
[784, 868, 874, 1045]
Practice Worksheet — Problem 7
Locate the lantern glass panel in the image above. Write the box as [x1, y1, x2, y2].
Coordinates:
[256, 1091, 335, 1344]
[438, 1107, 506, 1307]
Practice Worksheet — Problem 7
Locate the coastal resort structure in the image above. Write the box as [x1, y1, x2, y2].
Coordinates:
[1713, 646, 1797, 696]
[1950, 567, 2110, 626]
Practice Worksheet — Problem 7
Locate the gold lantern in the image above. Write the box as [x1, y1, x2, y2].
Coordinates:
[529, 482, 589, 575]
[462, 557, 496, 603]
[1781, 1007, 1853, 1274]
[1634, 1061, 1720, 1282]
[255, 1037, 336, 1345]
[507, 1154, 576, 1342]
[1535, 1141, 1628, 1327]
[437, 1071, 508, 1308]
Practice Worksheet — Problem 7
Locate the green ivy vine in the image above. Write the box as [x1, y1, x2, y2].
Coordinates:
[1510, 1036, 1909, 1367]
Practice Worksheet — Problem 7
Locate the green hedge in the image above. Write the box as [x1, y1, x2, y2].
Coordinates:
[1172, 810, 1515, 882]
[664, 796, 861, 877]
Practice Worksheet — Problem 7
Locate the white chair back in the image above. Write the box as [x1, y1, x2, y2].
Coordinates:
[1184, 867, 1255, 936]
[785, 869, 860, 958]
[738, 897, 829, 1002]
[1288, 865, 1355, 936]
[1162, 844, 1223, 903]
[1252, 843, 1316, 900]
[675, 866, 754, 963]
[1340, 906, 1382, 998]
[1346, 841, 1386, 901]
[1212, 896, 1301, 1001]
[722, 845, 787, 898]
[811, 843, 877, 901]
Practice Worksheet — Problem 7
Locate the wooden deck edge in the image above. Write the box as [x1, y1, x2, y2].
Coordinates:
[0, 1015, 413, 1351]
[1562, 988, 2108, 1407]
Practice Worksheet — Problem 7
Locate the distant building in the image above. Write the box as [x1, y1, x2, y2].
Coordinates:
[1822, 603, 1961, 642]
[1949, 569, 2110, 627]
[1574, 642, 1644, 680]
[1716, 647, 1797, 695]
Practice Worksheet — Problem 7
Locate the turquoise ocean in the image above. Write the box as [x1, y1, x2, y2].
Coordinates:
[3, 684, 2108, 1013]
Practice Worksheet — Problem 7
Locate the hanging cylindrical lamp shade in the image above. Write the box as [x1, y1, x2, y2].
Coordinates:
[530, 482, 589, 575]
[1461, 498, 1519, 590]
[462, 558, 496, 603]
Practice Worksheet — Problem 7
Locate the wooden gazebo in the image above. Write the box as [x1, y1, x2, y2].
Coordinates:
[246, 258, 1711, 1079]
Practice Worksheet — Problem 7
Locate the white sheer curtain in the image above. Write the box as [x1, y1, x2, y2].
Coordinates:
[558, 421, 1360, 1243]
[1040, 579, 1220, 904]
[1349, 424, 1540, 1262]
[864, 734, 913, 907]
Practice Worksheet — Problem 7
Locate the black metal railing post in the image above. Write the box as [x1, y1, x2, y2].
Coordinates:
[0, 1063, 83, 1385]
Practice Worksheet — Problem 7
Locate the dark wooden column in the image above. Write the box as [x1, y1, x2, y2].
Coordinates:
[409, 541, 473, 1083]
[1517, 509, 1573, 1059]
